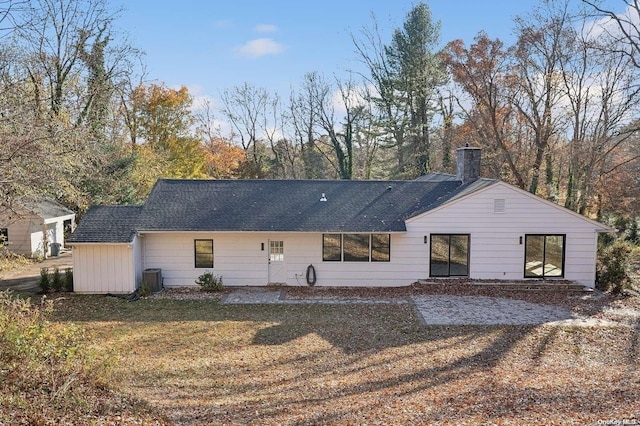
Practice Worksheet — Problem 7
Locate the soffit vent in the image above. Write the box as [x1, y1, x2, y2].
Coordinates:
[494, 198, 506, 213]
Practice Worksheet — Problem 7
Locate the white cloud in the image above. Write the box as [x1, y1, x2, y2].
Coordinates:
[235, 38, 284, 59]
[262, 126, 284, 142]
[191, 94, 217, 112]
[582, 3, 640, 41]
[255, 24, 278, 33]
[330, 83, 370, 116]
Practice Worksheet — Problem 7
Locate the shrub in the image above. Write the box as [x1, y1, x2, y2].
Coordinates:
[31, 251, 44, 262]
[0, 291, 112, 421]
[195, 271, 223, 292]
[0, 248, 32, 273]
[596, 240, 633, 293]
[138, 281, 151, 297]
[51, 267, 63, 292]
[64, 268, 74, 292]
[38, 267, 50, 293]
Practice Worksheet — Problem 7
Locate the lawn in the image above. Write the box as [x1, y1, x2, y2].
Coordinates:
[46, 292, 640, 425]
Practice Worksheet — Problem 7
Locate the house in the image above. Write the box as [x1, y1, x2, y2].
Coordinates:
[67, 147, 613, 293]
[1, 200, 76, 258]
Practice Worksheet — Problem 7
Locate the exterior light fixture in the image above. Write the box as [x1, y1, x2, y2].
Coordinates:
[424, 236, 428, 244]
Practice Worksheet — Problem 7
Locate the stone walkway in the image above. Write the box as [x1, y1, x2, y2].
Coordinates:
[221, 288, 619, 326]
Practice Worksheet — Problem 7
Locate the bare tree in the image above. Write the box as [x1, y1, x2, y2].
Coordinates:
[582, 0, 640, 68]
[444, 33, 528, 189]
[511, 1, 573, 195]
[0, 0, 28, 36]
[219, 83, 273, 177]
[561, 13, 640, 214]
[289, 73, 326, 179]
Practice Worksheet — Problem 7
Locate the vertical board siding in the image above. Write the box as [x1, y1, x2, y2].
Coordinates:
[407, 183, 602, 287]
[73, 244, 135, 293]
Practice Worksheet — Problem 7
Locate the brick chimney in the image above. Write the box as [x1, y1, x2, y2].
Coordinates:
[456, 145, 481, 184]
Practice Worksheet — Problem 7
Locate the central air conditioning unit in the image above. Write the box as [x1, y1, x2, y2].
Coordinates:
[142, 268, 163, 292]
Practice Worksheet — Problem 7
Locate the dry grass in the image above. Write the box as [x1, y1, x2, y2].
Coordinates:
[0, 248, 33, 274]
[47, 291, 640, 425]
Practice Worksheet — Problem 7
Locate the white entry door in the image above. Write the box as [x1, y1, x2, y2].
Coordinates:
[268, 240, 286, 284]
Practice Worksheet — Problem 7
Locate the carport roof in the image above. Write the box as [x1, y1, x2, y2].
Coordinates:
[22, 200, 75, 220]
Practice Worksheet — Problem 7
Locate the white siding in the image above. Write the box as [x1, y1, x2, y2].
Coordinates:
[6, 218, 37, 255]
[133, 236, 144, 288]
[406, 182, 605, 288]
[3, 215, 42, 256]
[139, 184, 605, 289]
[73, 244, 136, 293]
[142, 232, 425, 287]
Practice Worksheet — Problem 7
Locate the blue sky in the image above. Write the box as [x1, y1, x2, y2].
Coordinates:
[117, 0, 623, 103]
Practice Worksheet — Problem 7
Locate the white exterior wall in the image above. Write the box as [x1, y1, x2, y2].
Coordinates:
[72, 242, 136, 293]
[44, 217, 66, 244]
[406, 182, 605, 288]
[133, 235, 144, 288]
[6, 216, 41, 256]
[73, 181, 607, 292]
[4, 214, 72, 256]
[142, 232, 426, 287]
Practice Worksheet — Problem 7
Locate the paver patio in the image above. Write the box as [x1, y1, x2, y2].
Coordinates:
[220, 288, 621, 326]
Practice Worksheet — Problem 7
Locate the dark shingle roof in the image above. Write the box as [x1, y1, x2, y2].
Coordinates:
[69, 178, 496, 242]
[139, 179, 495, 232]
[67, 206, 142, 243]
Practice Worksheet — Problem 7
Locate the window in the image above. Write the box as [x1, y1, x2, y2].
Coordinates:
[524, 235, 565, 278]
[323, 233, 392, 262]
[371, 234, 390, 262]
[430, 234, 470, 277]
[0, 228, 7, 244]
[343, 234, 369, 262]
[323, 234, 342, 261]
[194, 239, 213, 268]
[269, 240, 284, 262]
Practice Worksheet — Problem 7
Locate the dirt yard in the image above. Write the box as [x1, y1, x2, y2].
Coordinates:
[46, 288, 640, 425]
